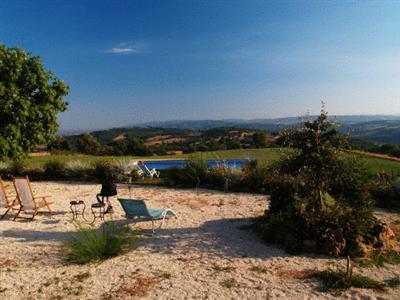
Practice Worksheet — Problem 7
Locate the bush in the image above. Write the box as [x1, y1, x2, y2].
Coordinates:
[370, 175, 400, 211]
[167, 159, 208, 187]
[205, 164, 233, 189]
[9, 159, 26, 176]
[91, 160, 129, 183]
[44, 160, 66, 178]
[313, 270, 386, 294]
[0, 161, 9, 174]
[76, 133, 101, 155]
[129, 169, 142, 182]
[257, 108, 375, 256]
[240, 160, 272, 193]
[63, 222, 138, 264]
[64, 160, 91, 180]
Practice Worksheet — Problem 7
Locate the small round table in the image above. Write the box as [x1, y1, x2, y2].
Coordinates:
[69, 200, 86, 220]
[90, 202, 107, 223]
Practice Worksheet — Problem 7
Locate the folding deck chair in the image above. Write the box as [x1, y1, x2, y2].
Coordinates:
[0, 178, 17, 219]
[13, 176, 53, 221]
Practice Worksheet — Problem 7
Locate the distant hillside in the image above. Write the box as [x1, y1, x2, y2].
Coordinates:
[134, 115, 400, 130]
[130, 115, 400, 145]
[65, 127, 194, 148]
[342, 120, 400, 145]
[63, 115, 400, 146]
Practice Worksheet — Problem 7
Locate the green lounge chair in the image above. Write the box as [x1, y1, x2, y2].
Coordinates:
[118, 198, 176, 233]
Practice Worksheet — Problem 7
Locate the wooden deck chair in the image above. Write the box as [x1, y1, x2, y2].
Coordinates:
[0, 178, 18, 219]
[13, 176, 53, 221]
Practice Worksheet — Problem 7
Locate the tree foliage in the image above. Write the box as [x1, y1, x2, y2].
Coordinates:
[259, 106, 375, 255]
[278, 109, 345, 211]
[252, 131, 267, 148]
[76, 133, 101, 155]
[0, 45, 68, 160]
[48, 136, 70, 151]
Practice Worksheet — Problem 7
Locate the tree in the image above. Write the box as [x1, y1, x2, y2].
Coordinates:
[126, 138, 153, 156]
[252, 131, 267, 148]
[48, 136, 70, 151]
[0, 45, 68, 160]
[259, 106, 375, 255]
[76, 133, 101, 155]
[278, 110, 344, 211]
[106, 140, 128, 156]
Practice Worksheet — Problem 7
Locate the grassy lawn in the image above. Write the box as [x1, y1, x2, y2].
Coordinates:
[181, 148, 285, 163]
[26, 148, 400, 175]
[355, 155, 400, 175]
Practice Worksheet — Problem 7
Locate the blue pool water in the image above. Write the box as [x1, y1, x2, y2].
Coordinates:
[143, 159, 250, 170]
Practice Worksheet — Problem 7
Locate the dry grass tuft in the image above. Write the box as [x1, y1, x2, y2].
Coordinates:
[221, 278, 239, 288]
[120, 276, 161, 297]
[189, 197, 209, 209]
[250, 265, 268, 274]
[212, 264, 236, 273]
[0, 259, 18, 268]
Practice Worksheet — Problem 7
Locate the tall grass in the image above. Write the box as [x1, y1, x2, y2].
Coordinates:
[63, 222, 138, 264]
[64, 160, 91, 180]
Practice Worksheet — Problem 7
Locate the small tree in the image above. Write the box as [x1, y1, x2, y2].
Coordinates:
[48, 136, 70, 151]
[0, 45, 69, 160]
[278, 109, 344, 211]
[126, 138, 152, 156]
[259, 106, 375, 255]
[76, 133, 101, 155]
[106, 140, 128, 156]
[252, 131, 267, 148]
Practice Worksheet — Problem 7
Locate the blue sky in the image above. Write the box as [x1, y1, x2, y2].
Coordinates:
[1, 1, 400, 130]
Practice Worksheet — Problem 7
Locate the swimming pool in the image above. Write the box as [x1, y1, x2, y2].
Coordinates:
[142, 159, 250, 170]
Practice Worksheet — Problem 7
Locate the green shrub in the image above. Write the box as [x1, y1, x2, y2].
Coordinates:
[239, 160, 271, 193]
[358, 250, 400, 267]
[91, 160, 129, 183]
[313, 270, 386, 294]
[9, 159, 26, 176]
[167, 159, 208, 187]
[185, 159, 208, 186]
[65, 160, 91, 180]
[0, 161, 8, 172]
[257, 108, 375, 256]
[205, 164, 242, 191]
[113, 159, 131, 181]
[129, 169, 142, 182]
[370, 176, 400, 211]
[386, 276, 400, 288]
[44, 160, 66, 178]
[63, 222, 138, 264]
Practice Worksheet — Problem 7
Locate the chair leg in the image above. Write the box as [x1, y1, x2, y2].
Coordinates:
[13, 207, 23, 221]
[46, 203, 52, 216]
[1, 208, 11, 219]
[31, 209, 38, 221]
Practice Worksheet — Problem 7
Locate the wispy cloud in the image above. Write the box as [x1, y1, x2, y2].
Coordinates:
[106, 47, 137, 54]
[105, 42, 145, 55]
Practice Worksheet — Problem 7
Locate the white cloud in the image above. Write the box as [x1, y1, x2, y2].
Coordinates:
[106, 47, 137, 54]
[105, 42, 145, 55]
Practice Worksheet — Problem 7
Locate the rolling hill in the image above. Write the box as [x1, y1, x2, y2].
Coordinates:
[131, 115, 400, 145]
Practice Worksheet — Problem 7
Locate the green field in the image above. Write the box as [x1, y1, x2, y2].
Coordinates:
[26, 148, 400, 175]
